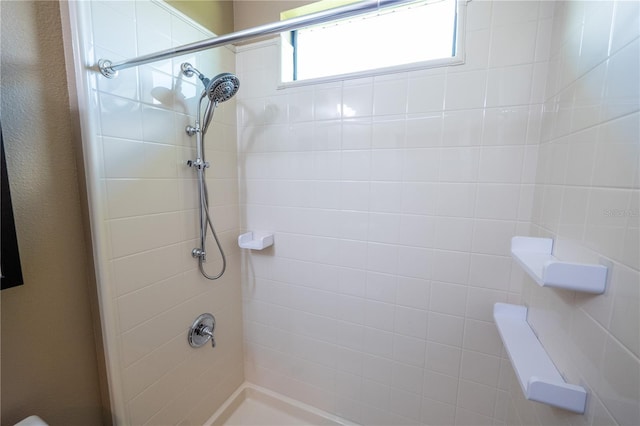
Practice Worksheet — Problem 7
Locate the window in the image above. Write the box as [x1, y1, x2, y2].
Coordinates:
[281, 0, 464, 83]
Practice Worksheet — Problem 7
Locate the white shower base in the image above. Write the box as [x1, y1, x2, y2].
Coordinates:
[204, 383, 356, 426]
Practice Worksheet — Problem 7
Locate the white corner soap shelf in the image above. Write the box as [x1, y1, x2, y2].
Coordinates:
[511, 236, 607, 294]
[494, 303, 587, 413]
[238, 232, 274, 250]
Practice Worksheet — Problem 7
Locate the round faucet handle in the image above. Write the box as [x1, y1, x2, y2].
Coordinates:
[188, 313, 216, 348]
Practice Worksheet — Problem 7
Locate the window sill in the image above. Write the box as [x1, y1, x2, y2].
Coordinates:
[277, 55, 465, 90]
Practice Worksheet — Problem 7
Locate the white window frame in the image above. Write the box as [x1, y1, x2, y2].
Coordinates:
[279, 0, 468, 88]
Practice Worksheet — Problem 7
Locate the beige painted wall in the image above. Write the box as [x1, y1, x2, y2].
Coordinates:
[167, 0, 235, 34]
[233, 0, 313, 31]
[166, 0, 315, 42]
[167, 0, 315, 41]
[0, 1, 106, 425]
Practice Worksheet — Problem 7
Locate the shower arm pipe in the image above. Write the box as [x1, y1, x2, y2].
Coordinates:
[97, 0, 413, 78]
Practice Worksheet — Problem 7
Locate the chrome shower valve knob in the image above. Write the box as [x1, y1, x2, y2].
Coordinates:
[188, 313, 216, 348]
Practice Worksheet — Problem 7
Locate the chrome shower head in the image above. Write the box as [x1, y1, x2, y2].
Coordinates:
[205, 73, 240, 104]
[181, 63, 240, 103]
[181, 62, 240, 134]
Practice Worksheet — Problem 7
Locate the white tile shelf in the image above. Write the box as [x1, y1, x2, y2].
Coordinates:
[493, 303, 587, 414]
[511, 236, 607, 294]
[238, 232, 274, 250]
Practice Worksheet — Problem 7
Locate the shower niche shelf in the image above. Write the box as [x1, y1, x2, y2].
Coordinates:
[494, 303, 587, 414]
[511, 236, 607, 294]
[238, 232, 274, 250]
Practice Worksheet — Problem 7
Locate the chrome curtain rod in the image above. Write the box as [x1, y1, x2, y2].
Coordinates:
[97, 0, 413, 78]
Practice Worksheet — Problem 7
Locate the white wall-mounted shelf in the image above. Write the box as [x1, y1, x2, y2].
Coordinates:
[238, 232, 274, 250]
[494, 303, 587, 414]
[511, 236, 607, 294]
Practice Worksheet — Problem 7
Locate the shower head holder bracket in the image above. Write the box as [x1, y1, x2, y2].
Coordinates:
[181, 62, 196, 78]
[185, 125, 198, 136]
[187, 159, 209, 170]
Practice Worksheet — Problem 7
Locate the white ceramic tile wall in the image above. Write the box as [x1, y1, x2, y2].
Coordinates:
[72, 1, 243, 424]
[238, 1, 550, 424]
[69, 0, 640, 424]
[507, 2, 640, 426]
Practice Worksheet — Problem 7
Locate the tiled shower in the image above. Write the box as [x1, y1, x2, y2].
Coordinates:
[66, 0, 638, 425]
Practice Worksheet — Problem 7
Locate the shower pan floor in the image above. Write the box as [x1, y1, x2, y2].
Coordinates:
[205, 383, 354, 426]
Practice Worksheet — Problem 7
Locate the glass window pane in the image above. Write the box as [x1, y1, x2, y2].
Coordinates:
[294, 0, 457, 81]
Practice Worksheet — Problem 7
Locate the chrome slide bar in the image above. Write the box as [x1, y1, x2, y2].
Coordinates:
[97, 0, 412, 78]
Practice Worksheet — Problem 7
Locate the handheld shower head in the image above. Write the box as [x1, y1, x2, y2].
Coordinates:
[181, 63, 240, 103]
[205, 73, 240, 104]
[181, 62, 240, 133]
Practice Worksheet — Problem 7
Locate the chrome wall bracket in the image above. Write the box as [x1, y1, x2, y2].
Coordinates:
[185, 125, 198, 136]
[181, 62, 196, 78]
[188, 313, 216, 348]
[192, 248, 206, 260]
[98, 59, 118, 79]
[186, 159, 209, 170]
